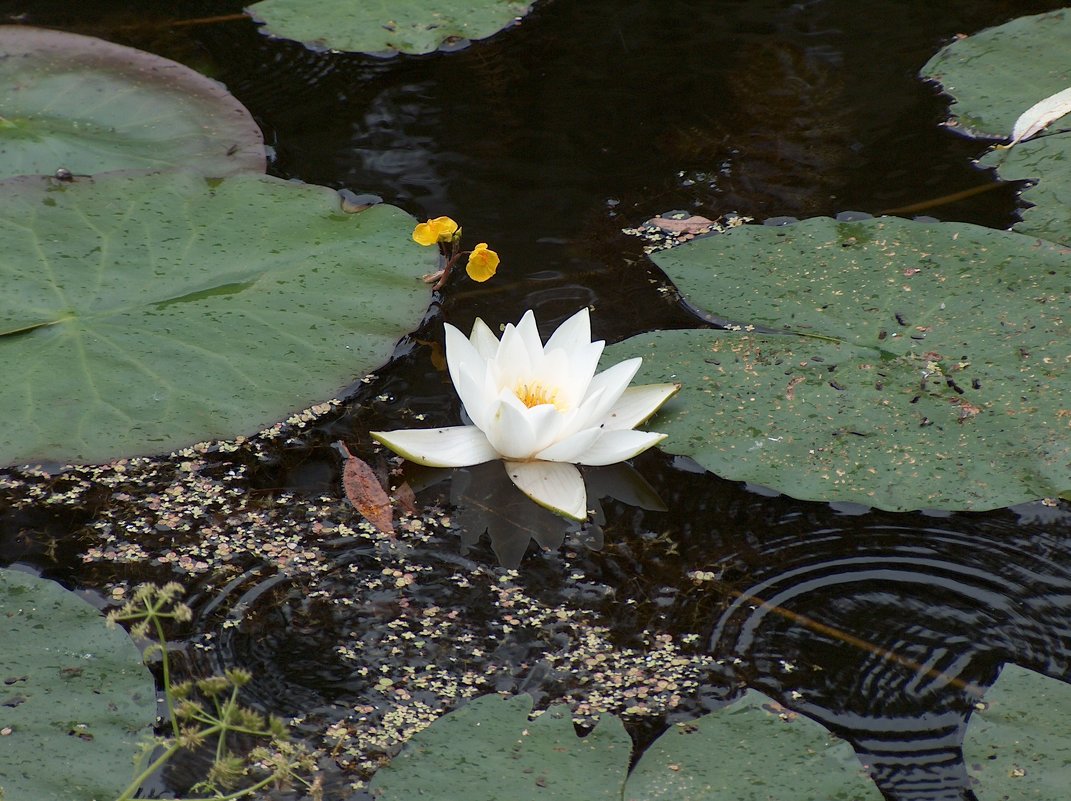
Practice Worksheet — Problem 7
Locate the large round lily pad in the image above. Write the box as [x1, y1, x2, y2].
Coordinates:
[920, 10, 1071, 246]
[246, 0, 538, 56]
[606, 217, 1071, 511]
[0, 567, 156, 801]
[368, 694, 631, 801]
[0, 26, 266, 179]
[0, 172, 432, 466]
[628, 690, 881, 800]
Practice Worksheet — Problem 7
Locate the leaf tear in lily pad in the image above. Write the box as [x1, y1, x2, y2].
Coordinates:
[0, 26, 266, 179]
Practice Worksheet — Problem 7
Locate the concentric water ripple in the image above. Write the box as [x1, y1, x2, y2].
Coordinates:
[704, 517, 1071, 800]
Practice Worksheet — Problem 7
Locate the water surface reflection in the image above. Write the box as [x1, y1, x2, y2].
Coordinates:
[2, 0, 1071, 799]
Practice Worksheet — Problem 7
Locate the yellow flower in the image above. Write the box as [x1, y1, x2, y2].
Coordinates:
[412, 216, 459, 246]
[465, 243, 499, 282]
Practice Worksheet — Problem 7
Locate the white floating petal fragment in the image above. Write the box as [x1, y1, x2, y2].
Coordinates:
[1010, 85, 1071, 145]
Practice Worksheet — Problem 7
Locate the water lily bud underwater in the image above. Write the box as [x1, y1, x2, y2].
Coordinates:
[372, 308, 680, 520]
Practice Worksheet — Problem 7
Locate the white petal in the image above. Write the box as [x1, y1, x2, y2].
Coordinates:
[534, 426, 603, 463]
[571, 357, 642, 431]
[513, 310, 545, 363]
[504, 460, 588, 520]
[371, 426, 499, 467]
[602, 383, 681, 430]
[444, 323, 485, 397]
[453, 362, 492, 430]
[576, 429, 667, 466]
[560, 340, 604, 407]
[483, 393, 561, 460]
[492, 316, 535, 390]
[526, 403, 568, 454]
[468, 317, 501, 360]
[544, 307, 591, 354]
[554, 385, 605, 440]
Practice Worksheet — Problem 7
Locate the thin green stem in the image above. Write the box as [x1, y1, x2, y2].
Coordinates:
[129, 768, 281, 801]
[215, 691, 238, 762]
[114, 741, 182, 801]
[150, 602, 181, 740]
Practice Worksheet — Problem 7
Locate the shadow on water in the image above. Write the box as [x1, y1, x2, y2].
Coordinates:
[2, 1, 1071, 799]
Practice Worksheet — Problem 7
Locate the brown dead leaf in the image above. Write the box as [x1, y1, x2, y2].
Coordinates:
[335, 441, 394, 536]
[392, 481, 419, 515]
[645, 215, 716, 234]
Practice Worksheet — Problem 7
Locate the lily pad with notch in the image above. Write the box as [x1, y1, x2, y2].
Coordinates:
[0, 26, 266, 179]
[0, 171, 433, 466]
[367, 689, 882, 800]
[605, 216, 1071, 511]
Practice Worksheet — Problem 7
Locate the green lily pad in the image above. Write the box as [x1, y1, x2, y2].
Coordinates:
[0, 26, 266, 179]
[0, 567, 156, 801]
[963, 664, 1071, 800]
[920, 9, 1071, 138]
[367, 694, 631, 801]
[368, 690, 880, 800]
[605, 216, 1071, 511]
[979, 137, 1071, 248]
[920, 10, 1071, 246]
[0, 172, 432, 466]
[246, 0, 538, 56]
[627, 690, 881, 800]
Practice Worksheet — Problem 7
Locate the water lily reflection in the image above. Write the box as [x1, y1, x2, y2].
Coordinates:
[372, 308, 679, 520]
[410, 460, 666, 568]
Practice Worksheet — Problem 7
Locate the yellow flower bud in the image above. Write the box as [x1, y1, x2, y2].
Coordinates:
[412, 216, 459, 246]
[465, 243, 499, 282]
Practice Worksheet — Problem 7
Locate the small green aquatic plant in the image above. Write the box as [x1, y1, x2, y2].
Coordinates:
[107, 583, 320, 801]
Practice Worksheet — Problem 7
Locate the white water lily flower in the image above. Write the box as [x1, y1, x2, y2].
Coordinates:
[372, 308, 679, 520]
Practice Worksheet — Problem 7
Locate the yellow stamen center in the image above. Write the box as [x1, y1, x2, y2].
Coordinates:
[515, 382, 562, 410]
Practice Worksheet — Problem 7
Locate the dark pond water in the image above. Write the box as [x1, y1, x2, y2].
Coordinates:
[3, 1, 1071, 800]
